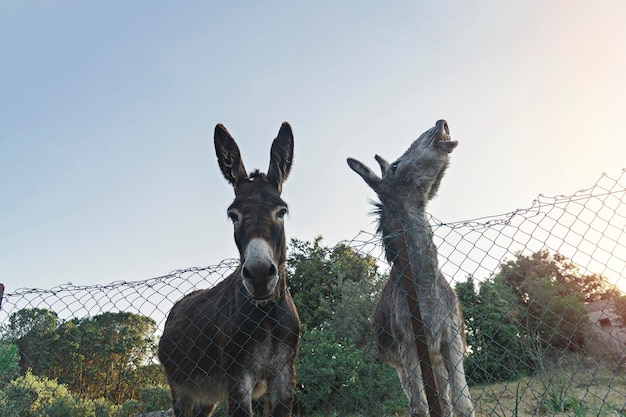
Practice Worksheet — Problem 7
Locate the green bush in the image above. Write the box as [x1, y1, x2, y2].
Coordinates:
[295, 327, 405, 416]
[43, 393, 93, 417]
[91, 397, 119, 417]
[0, 370, 75, 417]
[457, 277, 534, 384]
[136, 385, 172, 413]
[0, 371, 172, 417]
[0, 342, 20, 384]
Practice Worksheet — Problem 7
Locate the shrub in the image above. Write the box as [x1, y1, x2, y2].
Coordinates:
[0, 370, 75, 417]
[0, 342, 20, 384]
[295, 327, 405, 416]
[137, 385, 172, 413]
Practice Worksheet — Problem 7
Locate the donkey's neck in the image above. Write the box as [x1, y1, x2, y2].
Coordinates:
[380, 204, 440, 288]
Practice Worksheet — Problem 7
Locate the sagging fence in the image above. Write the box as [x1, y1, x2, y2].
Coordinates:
[1, 170, 625, 416]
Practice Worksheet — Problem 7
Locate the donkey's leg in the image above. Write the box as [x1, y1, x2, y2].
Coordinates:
[442, 335, 475, 417]
[227, 373, 254, 417]
[267, 361, 296, 417]
[170, 386, 193, 417]
[430, 349, 454, 417]
[195, 403, 218, 417]
[398, 344, 429, 417]
[170, 386, 217, 417]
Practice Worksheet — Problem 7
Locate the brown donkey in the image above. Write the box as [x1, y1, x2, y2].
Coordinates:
[158, 123, 300, 417]
[347, 120, 474, 416]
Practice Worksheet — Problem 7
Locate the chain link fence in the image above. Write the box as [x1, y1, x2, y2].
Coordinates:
[1, 170, 625, 416]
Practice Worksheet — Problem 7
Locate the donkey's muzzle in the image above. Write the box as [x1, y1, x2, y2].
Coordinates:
[241, 239, 279, 300]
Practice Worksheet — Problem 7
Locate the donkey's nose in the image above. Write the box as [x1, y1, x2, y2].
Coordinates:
[242, 263, 277, 281]
[241, 258, 279, 300]
[435, 119, 449, 135]
[241, 238, 280, 299]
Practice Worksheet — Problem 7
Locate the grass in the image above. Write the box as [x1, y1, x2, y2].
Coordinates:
[470, 354, 626, 416]
[150, 354, 626, 416]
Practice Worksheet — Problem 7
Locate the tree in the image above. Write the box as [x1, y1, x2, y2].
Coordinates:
[495, 250, 595, 353]
[3, 308, 59, 375]
[456, 276, 532, 383]
[2, 309, 159, 404]
[287, 237, 405, 415]
[497, 250, 618, 303]
[456, 250, 612, 382]
[49, 312, 158, 403]
[287, 237, 382, 334]
[0, 342, 19, 384]
[612, 294, 626, 328]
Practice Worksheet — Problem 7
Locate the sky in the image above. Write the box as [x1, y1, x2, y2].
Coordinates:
[1, 1, 625, 291]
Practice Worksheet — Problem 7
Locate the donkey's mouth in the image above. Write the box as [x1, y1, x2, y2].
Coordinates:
[243, 284, 276, 302]
[433, 120, 458, 152]
[252, 293, 274, 302]
[243, 274, 279, 302]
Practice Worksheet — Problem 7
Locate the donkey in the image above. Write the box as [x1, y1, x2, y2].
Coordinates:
[347, 120, 474, 416]
[158, 122, 300, 417]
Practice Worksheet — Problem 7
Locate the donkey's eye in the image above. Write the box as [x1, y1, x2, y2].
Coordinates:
[390, 162, 399, 173]
[228, 211, 240, 224]
[276, 207, 288, 220]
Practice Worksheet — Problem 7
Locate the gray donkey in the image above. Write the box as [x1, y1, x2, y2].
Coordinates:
[347, 120, 474, 416]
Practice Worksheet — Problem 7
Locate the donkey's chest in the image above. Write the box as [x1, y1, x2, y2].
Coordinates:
[245, 334, 290, 374]
[228, 307, 298, 368]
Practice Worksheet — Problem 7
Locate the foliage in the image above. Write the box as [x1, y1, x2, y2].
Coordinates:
[135, 385, 172, 413]
[497, 250, 618, 303]
[50, 311, 158, 402]
[456, 276, 533, 384]
[0, 341, 20, 384]
[0, 371, 171, 417]
[0, 370, 80, 417]
[495, 250, 594, 352]
[611, 294, 626, 328]
[288, 237, 405, 415]
[522, 277, 590, 351]
[3, 308, 59, 375]
[458, 250, 611, 385]
[2, 309, 161, 404]
[287, 237, 382, 331]
[295, 328, 364, 414]
[295, 327, 405, 416]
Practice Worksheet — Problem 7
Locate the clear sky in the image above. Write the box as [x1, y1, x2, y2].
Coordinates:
[2, 1, 625, 291]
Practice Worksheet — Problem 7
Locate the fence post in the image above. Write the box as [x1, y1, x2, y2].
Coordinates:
[390, 221, 443, 417]
[0, 283, 4, 309]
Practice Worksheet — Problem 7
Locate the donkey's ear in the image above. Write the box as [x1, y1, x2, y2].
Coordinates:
[267, 122, 294, 194]
[347, 157, 382, 193]
[374, 154, 390, 176]
[214, 124, 249, 187]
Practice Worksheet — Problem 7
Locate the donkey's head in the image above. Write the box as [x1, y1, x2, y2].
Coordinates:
[347, 119, 458, 209]
[215, 122, 294, 301]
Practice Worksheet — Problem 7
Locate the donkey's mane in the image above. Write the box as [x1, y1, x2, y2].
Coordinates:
[369, 201, 399, 265]
[249, 169, 263, 179]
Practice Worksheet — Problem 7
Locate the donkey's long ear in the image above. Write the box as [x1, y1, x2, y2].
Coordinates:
[347, 157, 382, 193]
[267, 122, 294, 194]
[214, 124, 249, 187]
[374, 154, 390, 176]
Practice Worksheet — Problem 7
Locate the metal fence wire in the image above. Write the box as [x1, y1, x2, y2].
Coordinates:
[1, 169, 626, 417]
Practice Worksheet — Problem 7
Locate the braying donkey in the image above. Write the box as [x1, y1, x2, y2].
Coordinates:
[347, 120, 474, 416]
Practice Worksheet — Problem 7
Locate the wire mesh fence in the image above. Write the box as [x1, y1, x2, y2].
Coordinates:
[1, 169, 625, 416]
